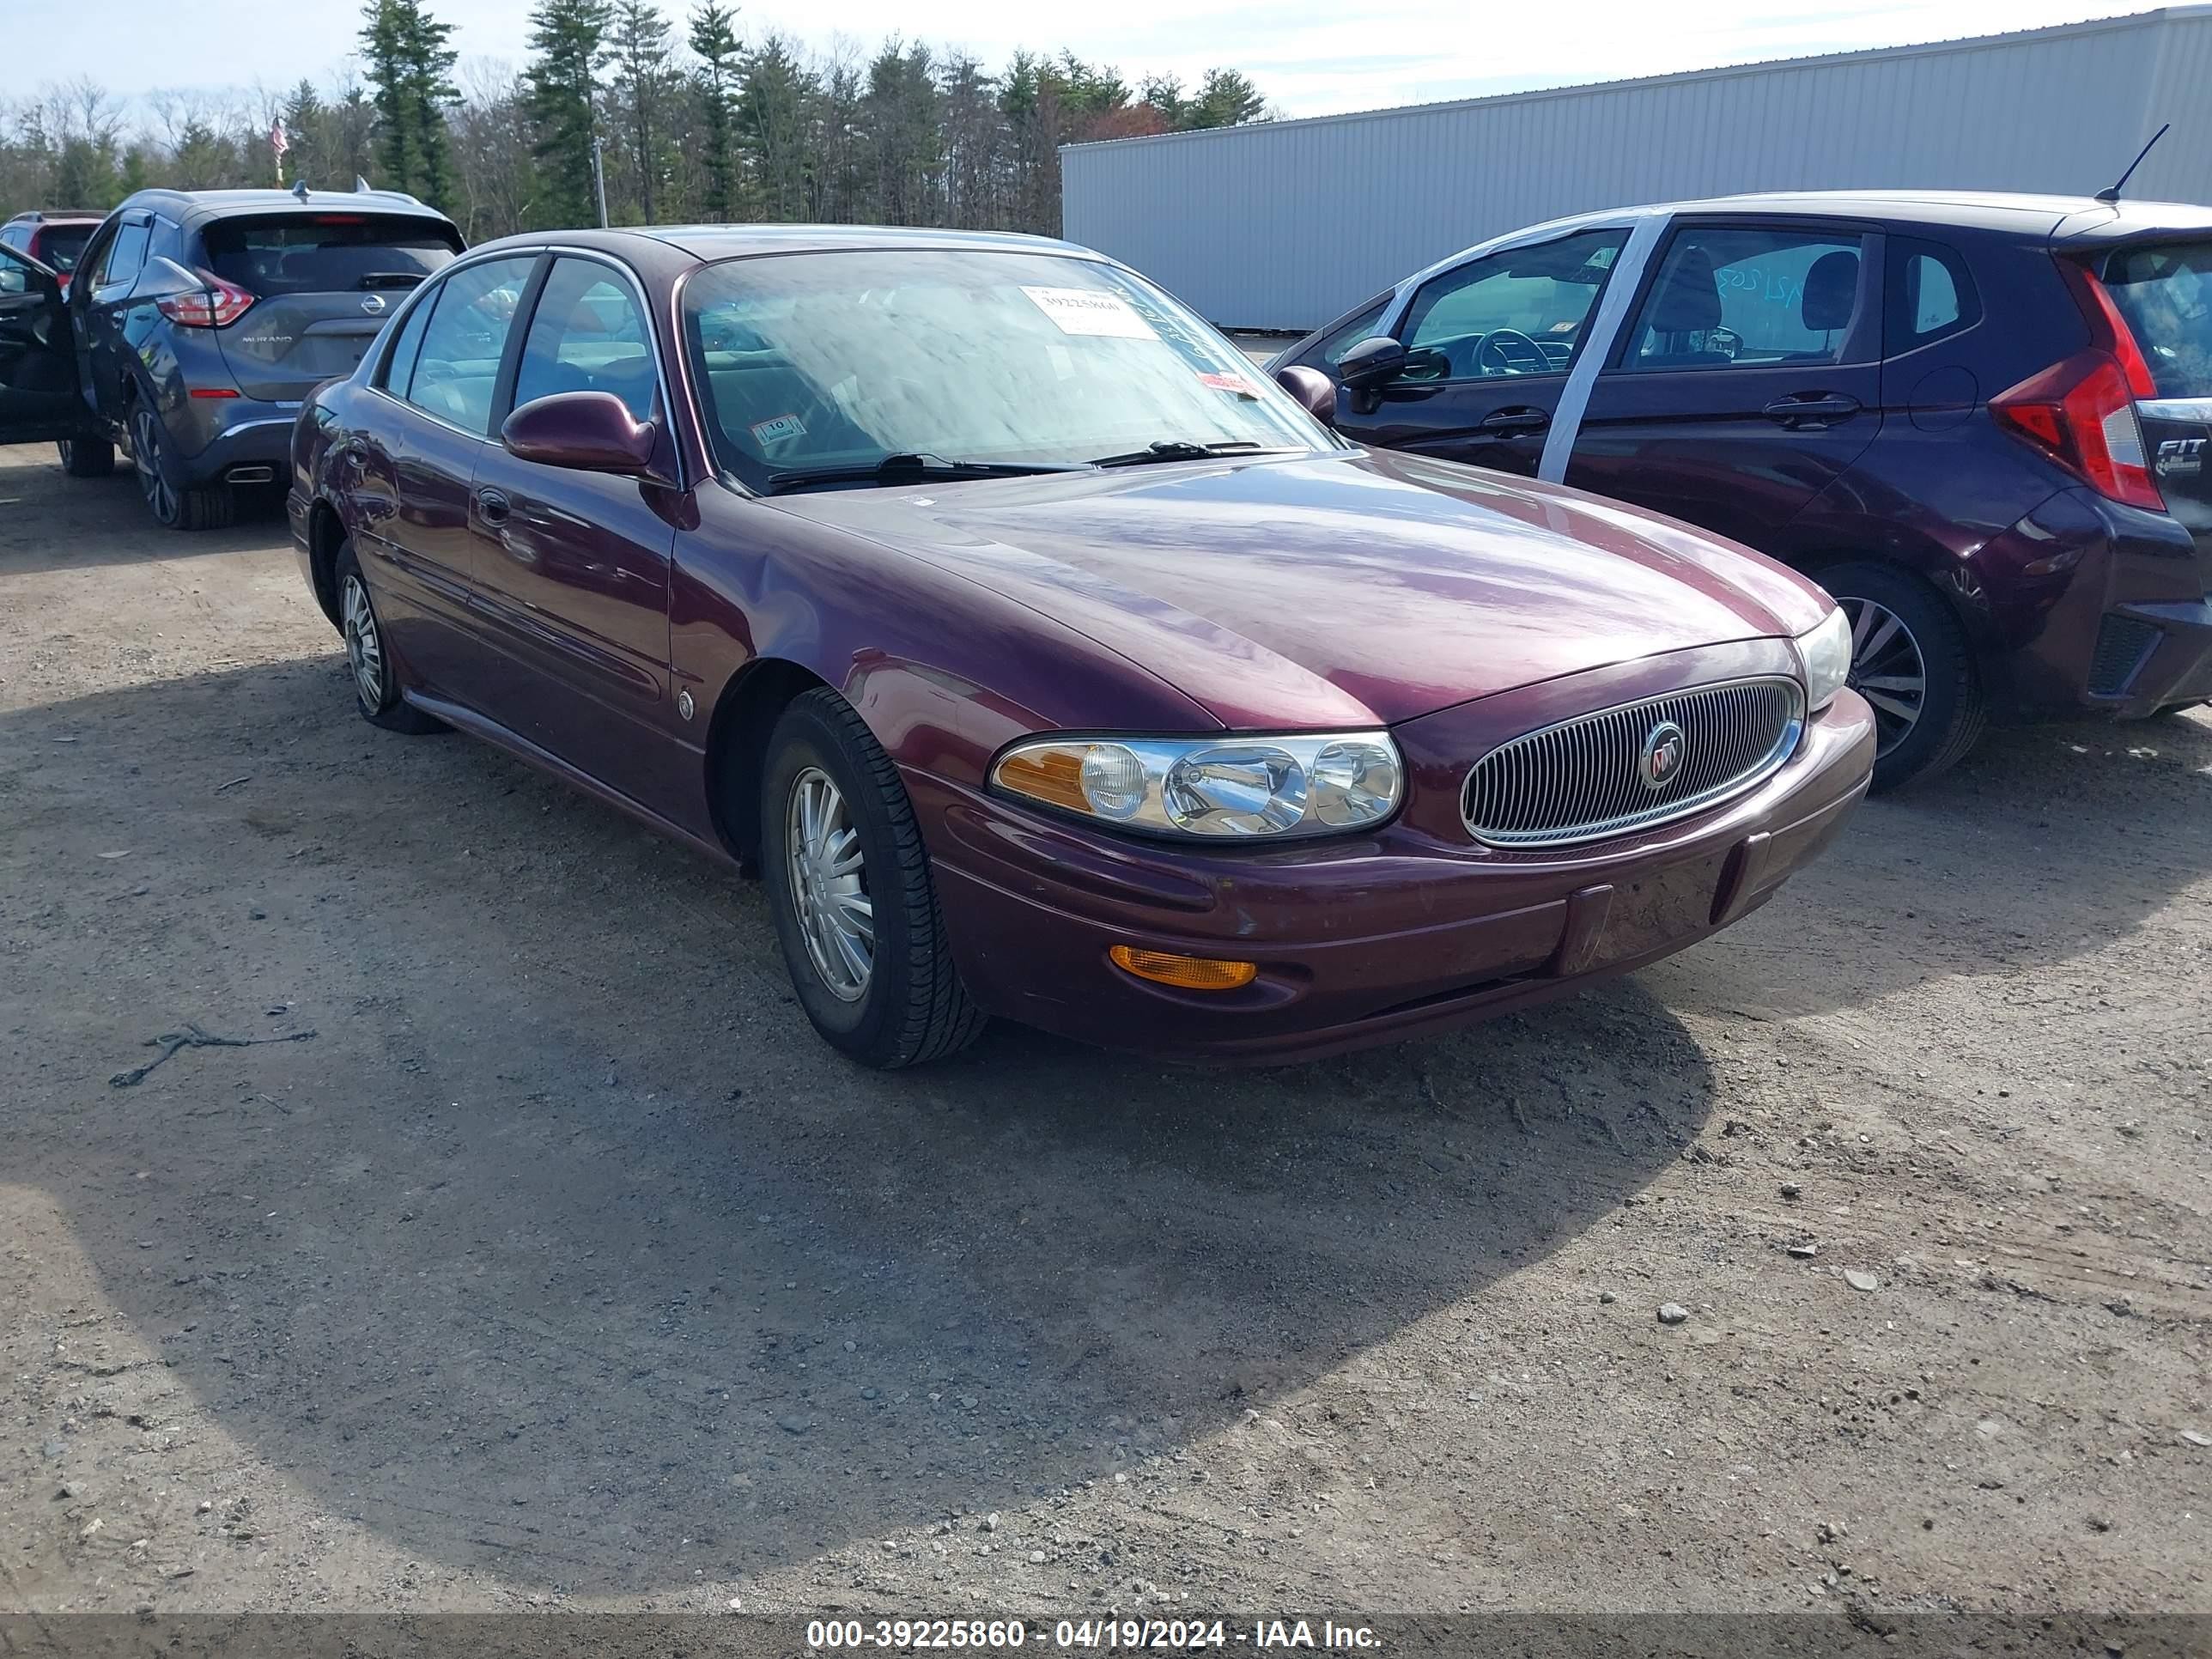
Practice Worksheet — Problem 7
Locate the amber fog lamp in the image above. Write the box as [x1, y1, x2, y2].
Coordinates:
[1109, 945, 1259, 990]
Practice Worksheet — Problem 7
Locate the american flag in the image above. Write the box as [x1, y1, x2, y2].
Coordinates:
[270, 118, 289, 157]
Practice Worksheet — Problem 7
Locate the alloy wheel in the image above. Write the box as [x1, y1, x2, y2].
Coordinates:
[1840, 595, 1928, 757]
[131, 410, 179, 525]
[342, 573, 386, 711]
[785, 766, 874, 1002]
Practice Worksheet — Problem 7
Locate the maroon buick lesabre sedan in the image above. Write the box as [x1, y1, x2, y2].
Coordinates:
[287, 226, 1875, 1068]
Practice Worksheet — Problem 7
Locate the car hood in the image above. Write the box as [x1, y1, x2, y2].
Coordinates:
[765, 447, 1832, 728]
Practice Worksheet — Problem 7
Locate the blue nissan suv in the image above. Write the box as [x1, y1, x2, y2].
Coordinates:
[0, 185, 463, 530]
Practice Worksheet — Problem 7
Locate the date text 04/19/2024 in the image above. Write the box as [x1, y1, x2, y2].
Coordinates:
[804, 1618, 1382, 1650]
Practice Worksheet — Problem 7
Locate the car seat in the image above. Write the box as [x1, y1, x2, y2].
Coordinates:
[1784, 249, 1860, 361]
[1634, 246, 1732, 368]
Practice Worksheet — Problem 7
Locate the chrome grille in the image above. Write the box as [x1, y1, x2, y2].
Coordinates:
[1462, 677, 1804, 848]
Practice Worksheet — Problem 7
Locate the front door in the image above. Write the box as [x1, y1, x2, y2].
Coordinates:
[0, 247, 82, 445]
[460, 254, 687, 817]
[1328, 226, 1630, 477]
[1566, 221, 1886, 550]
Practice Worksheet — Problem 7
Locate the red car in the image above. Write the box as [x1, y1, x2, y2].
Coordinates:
[286, 227, 1875, 1068]
[0, 210, 101, 293]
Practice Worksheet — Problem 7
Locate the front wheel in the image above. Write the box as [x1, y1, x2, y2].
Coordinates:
[58, 436, 115, 477]
[1820, 561, 1985, 793]
[761, 689, 984, 1068]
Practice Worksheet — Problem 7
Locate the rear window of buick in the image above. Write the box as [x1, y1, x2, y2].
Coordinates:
[2102, 240, 2212, 398]
[203, 215, 463, 298]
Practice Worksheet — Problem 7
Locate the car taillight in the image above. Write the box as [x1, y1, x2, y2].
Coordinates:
[1991, 358, 2160, 513]
[1991, 260, 2167, 514]
[156, 272, 255, 329]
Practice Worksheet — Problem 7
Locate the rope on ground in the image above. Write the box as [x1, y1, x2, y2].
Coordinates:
[109, 1023, 319, 1089]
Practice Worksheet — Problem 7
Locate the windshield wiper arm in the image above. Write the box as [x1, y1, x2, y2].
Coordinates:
[1089, 439, 1290, 468]
[763, 452, 1091, 494]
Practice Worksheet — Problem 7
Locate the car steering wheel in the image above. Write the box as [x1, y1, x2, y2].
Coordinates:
[1474, 329, 1550, 375]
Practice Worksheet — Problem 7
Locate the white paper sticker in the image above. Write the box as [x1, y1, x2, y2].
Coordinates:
[1020, 285, 1158, 340]
[750, 413, 806, 446]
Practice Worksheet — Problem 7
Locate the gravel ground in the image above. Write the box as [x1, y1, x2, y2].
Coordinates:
[1, 440, 2208, 1622]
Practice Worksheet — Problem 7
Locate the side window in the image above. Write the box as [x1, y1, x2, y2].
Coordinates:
[512, 257, 656, 422]
[100, 220, 150, 289]
[1396, 228, 1626, 380]
[378, 285, 438, 398]
[1886, 236, 1980, 353]
[1626, 226, 1866, 371]
[0, 252, 28, 295]
[0, 225, 22, 253]
[1294, 291, 1393, 374]
[403, 255, 538, 435]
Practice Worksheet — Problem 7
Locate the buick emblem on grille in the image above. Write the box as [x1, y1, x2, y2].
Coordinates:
[1638, 720, 1686, 790]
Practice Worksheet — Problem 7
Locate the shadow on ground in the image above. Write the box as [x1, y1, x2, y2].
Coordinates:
[3, 658, 2206, 1591]
[0, 447, 286, 572]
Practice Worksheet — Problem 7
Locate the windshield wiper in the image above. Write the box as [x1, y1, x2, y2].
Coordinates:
[763, 452, 1091, 494]
[1089, 439, 1293, 468]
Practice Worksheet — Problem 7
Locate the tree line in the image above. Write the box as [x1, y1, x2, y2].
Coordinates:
[0, 0, 1268, 243]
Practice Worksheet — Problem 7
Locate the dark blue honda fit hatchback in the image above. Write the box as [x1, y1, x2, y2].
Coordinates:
[1272, 191, 2212, 789]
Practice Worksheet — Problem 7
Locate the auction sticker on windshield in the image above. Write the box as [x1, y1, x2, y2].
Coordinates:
[1021, 286, 1158, 339]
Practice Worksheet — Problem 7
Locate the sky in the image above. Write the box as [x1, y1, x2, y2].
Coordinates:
[8, 0, 2159, 121]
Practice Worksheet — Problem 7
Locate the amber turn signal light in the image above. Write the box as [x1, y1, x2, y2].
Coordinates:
[1108, 945, 1259, 991]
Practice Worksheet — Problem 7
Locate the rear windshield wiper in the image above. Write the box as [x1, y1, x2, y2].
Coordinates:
[763, 452, 1093, 494]
[1089, 439, 1295, 468]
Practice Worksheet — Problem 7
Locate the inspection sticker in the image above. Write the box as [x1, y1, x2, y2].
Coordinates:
[1197, 371, 1258, 396]
[1020, 285, 1158, 339]
[750, 412, 806, 446]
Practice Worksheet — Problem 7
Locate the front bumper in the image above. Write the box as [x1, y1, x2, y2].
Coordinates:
[919, 692, 1875, 1065]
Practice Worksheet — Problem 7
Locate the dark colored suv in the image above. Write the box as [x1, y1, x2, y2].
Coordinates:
[0, 186, 464, 530]
[1270, 192, 2212, 788]
[0, 211, 102, 293]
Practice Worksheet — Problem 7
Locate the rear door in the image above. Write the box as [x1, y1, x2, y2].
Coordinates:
[2099, 237, 2212, 577]
[1567, 219, 1885, 549]
[349, 252, 542, 707]
[1325, 227, 1630, 476]
[0, 246, 82, 443]
[203, 212, 464, 400]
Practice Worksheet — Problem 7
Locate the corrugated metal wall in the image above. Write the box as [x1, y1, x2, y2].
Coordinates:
[1062, 6, 2212, 331]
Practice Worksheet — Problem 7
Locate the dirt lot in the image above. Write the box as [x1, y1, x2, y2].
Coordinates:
[2, 439, 2209, 1622]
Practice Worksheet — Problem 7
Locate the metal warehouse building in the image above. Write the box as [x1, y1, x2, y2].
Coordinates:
[1061, 5, 2212, 331]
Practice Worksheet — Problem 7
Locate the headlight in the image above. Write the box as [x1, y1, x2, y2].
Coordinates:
[993, 732, 1403, 839]
[1797, 605, 1852, 712]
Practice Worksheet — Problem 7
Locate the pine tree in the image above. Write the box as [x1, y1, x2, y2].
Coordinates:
[608, 0, 672, 222]
[688, 0, 740, 222]
[360, 0, 459, 203]
[281, 79, 325, 188]
[526, 0, 612, 228]
[1182, 68, 1267, 130]
[738, 33, 815, 222]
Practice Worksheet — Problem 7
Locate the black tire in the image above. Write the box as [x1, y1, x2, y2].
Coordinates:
[761, 688, 985, 1069]
[57, 436, 114, 477]
[128, 403, 234, 532]
[335, 541, 445, 734]
[1820, 560, 1985, 793]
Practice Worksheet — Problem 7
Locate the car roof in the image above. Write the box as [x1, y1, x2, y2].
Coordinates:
[115, 187, 459, 231]
[4, 210, 104, 225]
[460, 222, 1102, 264]
[1656, 188, 2212, 240]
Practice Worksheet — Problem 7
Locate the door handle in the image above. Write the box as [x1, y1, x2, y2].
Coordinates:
[1480, 405, 1549, 433]
[474, 487, 511, 527]
[1763, 394, 1861, 427]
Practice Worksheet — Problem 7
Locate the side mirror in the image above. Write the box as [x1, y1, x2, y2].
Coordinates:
[1335, 334, 1409, 391]
[1273, 365, 1336, 424]
[501, 391, 659, 475]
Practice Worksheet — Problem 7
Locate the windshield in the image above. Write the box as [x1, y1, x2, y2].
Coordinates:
[203, 214, 462, 298]
[683, 248, 1334, 487]
[2103, 240, 2212, 398]
[38, 225, 92, 273]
